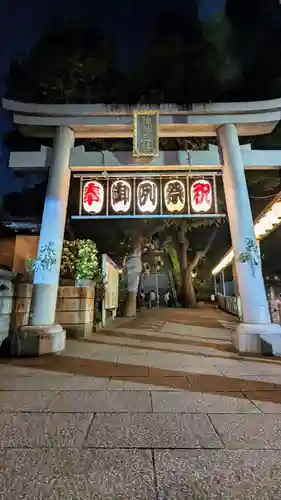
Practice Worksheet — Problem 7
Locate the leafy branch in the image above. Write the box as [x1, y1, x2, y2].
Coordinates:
[237, 238, 260, 276]
[27, 242, 56, 274]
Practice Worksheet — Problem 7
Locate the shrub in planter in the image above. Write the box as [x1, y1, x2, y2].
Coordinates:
[94, 268, 106, 301]
[76, 239, 99, 281]
[60, 240, 78, 279]
[60, 239, 106, 293]
[61, 239, 99, 281]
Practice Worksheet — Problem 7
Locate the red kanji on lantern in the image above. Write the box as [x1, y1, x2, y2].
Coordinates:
[83, 181, 104, 214]
[83, 182, 101, 205]
[190, 180, 212, 213]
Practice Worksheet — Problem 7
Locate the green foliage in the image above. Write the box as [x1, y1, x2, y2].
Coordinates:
[76, 239, 99, 280]
[246, 171, 281, 194]
[61, 238, 107, 299]
[200, 7, 241, 89]
[60, 240, 78, 278]
[26, 258, 35, 276]
[27, 241, 56, 274]
[6, 2, 281, 106]
[7, 22, 122, 104]
[194, 278, 212, 296]
[164, 238, 181, 284]
[163, 218, 220, 255]
[94, 268, 107, 302]
[117, 273, 127, 310]
[94, 307, 102, 325]
[61, 239, 99, 281]
[237, 238, 260, 266]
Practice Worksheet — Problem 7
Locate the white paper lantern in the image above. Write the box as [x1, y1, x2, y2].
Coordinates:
[111, 180, 132, 213]
[137, 180, 158, 213]
[83, 181, 104, 214]
[190, 179, 212, 213]
[164, 180, 186, 212]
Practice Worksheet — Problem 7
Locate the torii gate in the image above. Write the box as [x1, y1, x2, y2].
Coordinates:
[3, 97, 281, 355]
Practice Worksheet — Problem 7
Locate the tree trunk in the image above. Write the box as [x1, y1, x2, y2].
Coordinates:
[180, 265, 197, 308]
[183, 227, 218, 308]
[177, 224, 218, 308]
[123, 291, 138, 317]
[185, 267, 197, 308]
[178, 221, 196, 308]
[123, 236, 142, 317]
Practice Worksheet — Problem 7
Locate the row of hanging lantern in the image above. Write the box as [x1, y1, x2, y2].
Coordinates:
[82, 176, 214, 215]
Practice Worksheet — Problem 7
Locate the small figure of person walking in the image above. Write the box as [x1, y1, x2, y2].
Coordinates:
[149, 290, 156, 308]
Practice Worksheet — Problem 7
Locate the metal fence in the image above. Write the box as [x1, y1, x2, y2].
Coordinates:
[216, 293, 281, 325]
[216, 293, 242, 320]
[268, 300, 281, 324]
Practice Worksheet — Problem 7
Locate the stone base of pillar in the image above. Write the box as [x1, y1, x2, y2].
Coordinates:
[13, 324, 66, 356]
[233, 323, 281, 356]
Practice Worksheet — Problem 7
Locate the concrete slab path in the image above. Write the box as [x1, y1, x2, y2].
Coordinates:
[1, 306, 281, 499]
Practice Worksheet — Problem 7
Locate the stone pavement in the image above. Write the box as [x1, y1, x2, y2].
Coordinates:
[1, 307, 281, 498]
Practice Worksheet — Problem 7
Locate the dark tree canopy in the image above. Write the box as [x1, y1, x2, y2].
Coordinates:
[6, 21, 123, 104]
[6, 0, 281, 105]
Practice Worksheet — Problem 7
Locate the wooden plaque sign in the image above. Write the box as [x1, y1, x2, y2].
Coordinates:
[133, 111, 159, 157]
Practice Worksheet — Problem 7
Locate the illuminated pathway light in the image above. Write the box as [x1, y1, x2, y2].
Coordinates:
[212, 196, 281, 276]
[212, 249, 234, 276]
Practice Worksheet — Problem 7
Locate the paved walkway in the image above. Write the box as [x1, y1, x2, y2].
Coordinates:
[1, 307, 281, 498]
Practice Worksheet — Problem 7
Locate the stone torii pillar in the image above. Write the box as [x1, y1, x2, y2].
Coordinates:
[20, 126, 74, 354]
[217, 123, 281, 354]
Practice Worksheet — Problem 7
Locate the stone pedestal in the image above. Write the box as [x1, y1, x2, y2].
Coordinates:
[232, 323, 281, 356]
[13, 282, 95, 344]
[12, 282, 33, 329]
[55, 285, 95, 339]
[14, 324, 65, 356]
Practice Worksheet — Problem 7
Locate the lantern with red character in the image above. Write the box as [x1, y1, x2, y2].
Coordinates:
[190, 179, 212, 213]
[83, 181, 104, 214]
